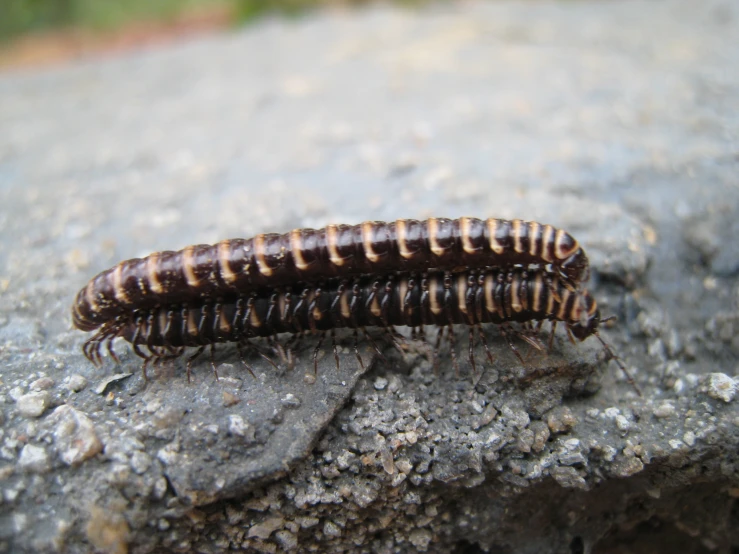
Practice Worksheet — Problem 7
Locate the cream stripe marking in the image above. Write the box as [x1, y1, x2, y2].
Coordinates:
[147, 253, 163, 294]
[397, 219, 413, 259]
[220, 308, 231, 334]
[511, 273, 522, 313]
[250, 305, 263, 327]
[555, 229, 579, 259]
[362, 222, 380, 263]
[541, 225, 554, 263]
[113, 263, 130, 304]
[484, 273, 495, 314]
[158, 311, 168, 338]
[85, 280, 99, 312]
[457, 274, 468, 314]
[570, 297, 583, 324]
[254, 234, 275, 277]
[290, 230, 310, 271]
[428, 218, 445, 257]
[587, 295, 598, 315]
[547, 278, 556, 316]
[532, 273, 543, 313]
[218, 241, 238, 284]
[326, 224, 345, 267]
[557, 289, 571, 321]
[340, 289, 351, 319]
[183, 246, 200, 288]
[370, 293, 381, 317]
[187, 309, 198, 336]
[429, 277, 441, 315]
[513, 219, 524, 253]
[461, 217, 475, 255]
[399, 278, 409, 314]
[529, 222, 540, 257]
[486, 218, 504, 254]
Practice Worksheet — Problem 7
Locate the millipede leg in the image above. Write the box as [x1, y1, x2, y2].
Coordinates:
[352, 329, 364, 369]
[105, 332, 120, 364]
[476, 325, 495, 366]
[331, 329, 340, 371]
[501, 324, 526, 365]
[236, 342, 256, 379]
[313, 332, 326, 375]
[91, 335, 105, 367]
[242, 339, 279, 372]
[387, 326, 407, 354]
[467, 326, 477, 377]
[186, 346, 206, 384]
[362, 327, 388, 365]
[269, 336, 289, 367]
[141, 358, 150, 383]
[594, 332, 642, 397]
[210, 343, 219, 380]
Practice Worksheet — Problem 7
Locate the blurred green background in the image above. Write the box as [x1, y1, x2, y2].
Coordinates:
[0, 0, 414, 42]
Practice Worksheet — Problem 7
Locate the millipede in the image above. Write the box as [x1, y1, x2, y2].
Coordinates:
[72, 217, 590, 333]
[80, 267, 637, 392]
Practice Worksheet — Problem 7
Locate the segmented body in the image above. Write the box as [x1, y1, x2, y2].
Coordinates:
[83, 268, 599, 363]
[72, 218, 590, 332]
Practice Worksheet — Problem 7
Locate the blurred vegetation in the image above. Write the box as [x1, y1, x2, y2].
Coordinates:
[0, 0, 407, 41]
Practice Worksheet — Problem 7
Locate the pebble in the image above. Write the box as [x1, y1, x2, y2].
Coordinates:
[248, 517, 286, 539]
[615, 415, 631, 432]
[281, 394, 301, 409]
[30, 377, 54, 391]
[322, 520, 342, 538]
[653, 402, 676, 419]
[550, 466, 588, 490]
[17, 392, 50, 418]
[130, 451, 152, 474]
[706, 373, 736, 403]
[274, 530, 298, 551]
[18, 444, 51, 473]
[612, 456, 644, 478]
[65, 375, 88, 392]
[374, 377, 388, 390]
[530, 421, 550, 453]
[48, 405, 103, 465]
[544, 406, 576, 434]
[228, 415, 255, 443]
[409, 529, 433, 550]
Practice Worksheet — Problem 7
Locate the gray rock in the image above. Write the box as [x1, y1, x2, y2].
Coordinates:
[0, 0, 738, 552]
[16, 392, 50, 418]
[17, 444, 51, 473]
[706, 373, 737, 403]
[64, 375, 88, 392]
[47, 406, 103, 465]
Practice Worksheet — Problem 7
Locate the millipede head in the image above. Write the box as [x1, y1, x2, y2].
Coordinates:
[568, 293, 600, 341]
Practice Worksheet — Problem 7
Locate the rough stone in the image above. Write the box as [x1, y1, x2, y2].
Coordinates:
[0, 1, 738, 552]
[48, 406, 103, 465]
[18, 444, 51, 473]
[707, 373, 737, 403]
[16, 392, 50, 418]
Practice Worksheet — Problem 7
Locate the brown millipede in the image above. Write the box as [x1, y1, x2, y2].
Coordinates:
[72, 217, 590, 332]
[81, 267, 636, 392]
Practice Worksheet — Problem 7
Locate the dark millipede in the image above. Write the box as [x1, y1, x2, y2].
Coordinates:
[81, 267, 635, 390]
[72, 217, 590, 333]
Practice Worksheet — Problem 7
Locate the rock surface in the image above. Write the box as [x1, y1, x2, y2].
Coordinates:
[0, 0, 738, 552]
